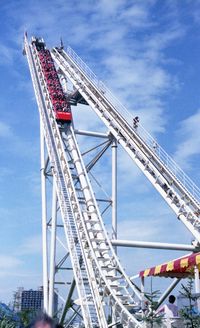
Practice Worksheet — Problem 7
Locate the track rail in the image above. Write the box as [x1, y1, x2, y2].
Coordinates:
[63, 126, 143, 326]
[24, 36, 106, 328]
[25, 36, 144, 327]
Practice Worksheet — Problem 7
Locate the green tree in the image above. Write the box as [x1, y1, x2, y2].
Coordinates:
[142, 290, 164, 327]
[0, 307, 38, 328]
[0, 305, 18, 328]
[18, 309, 37, 327]
[179, 277, 200, 328]
[0, 317, 16, 328]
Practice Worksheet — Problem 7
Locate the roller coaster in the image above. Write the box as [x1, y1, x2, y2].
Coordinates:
[24, 34, 200, 327]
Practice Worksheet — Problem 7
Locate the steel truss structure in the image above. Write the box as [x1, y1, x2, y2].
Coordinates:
[24, 34, 200, 327]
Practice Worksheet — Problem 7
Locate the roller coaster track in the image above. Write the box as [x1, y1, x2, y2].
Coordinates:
[25, 36, 144, 328]
[51, 47, 200, 242]
[24, 35, 200, 327]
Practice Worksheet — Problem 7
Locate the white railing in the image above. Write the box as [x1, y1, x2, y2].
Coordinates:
[66, 46, 200, 204]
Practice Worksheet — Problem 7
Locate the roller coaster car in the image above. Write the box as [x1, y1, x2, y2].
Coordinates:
[55, 111, 72, 122]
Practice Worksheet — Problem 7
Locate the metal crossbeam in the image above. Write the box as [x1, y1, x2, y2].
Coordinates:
[111, 239, 199, 251]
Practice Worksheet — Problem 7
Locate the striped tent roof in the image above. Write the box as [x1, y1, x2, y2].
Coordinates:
[139, 252, 200, 278]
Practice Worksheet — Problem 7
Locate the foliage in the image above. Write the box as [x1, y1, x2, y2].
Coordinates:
[179, 277, 200, 328]
[18, 309, 37, 327]
[142, 290, 164, 327]
[0, 317, 17, 328]
[0, 306, 19, 328]
[0, 307, 38, 328]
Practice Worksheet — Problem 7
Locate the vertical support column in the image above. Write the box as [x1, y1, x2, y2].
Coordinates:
[112, 139, 117, 254]
[49, 179, 57, 316]
[141, 277, 145, 317]
[194, 265, 200, 311]
[112, 138, 117, 327]
[40, 119, 49, 312]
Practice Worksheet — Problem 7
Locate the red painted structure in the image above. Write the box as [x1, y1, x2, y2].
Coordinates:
[139, 252, 200, 278]
[36, 44, 72, 122]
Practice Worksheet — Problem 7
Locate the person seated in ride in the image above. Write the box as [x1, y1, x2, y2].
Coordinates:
[133, 116, 139, 129]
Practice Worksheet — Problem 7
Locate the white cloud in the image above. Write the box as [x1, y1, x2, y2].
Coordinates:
[16, 234, 42, 256]
[174, 109, 200, 168]
[117, 218, 162, 241]
[120, 3, 154, 29]
[0, 167, 13, 180]
[0, 121, 12, 138]
[73, 104, 105, 132]
[97, 0, 124, 16]
[0, 44, 15, 65]
[0, 255, 22, 270]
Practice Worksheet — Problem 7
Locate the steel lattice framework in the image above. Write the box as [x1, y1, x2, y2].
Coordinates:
[24, 34, 200, 328]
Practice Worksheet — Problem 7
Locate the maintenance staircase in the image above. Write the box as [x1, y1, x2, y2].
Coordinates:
[24, 35, 200, 328]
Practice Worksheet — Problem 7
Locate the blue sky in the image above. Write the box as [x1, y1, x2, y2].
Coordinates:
[1, 0, 200, 305]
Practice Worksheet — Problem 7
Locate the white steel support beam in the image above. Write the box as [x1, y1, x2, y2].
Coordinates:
[111, 239, 199, 251]
[194, 265, 200, 311]
[112, 139, 117, 253]
[140, 277, 145, 317]
[40, 119, 49, 312]
[74, 129, 109, 139]
[49, 178, 57, 316]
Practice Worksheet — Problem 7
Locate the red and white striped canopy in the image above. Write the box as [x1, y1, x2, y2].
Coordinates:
[139, 253, 200, 278]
